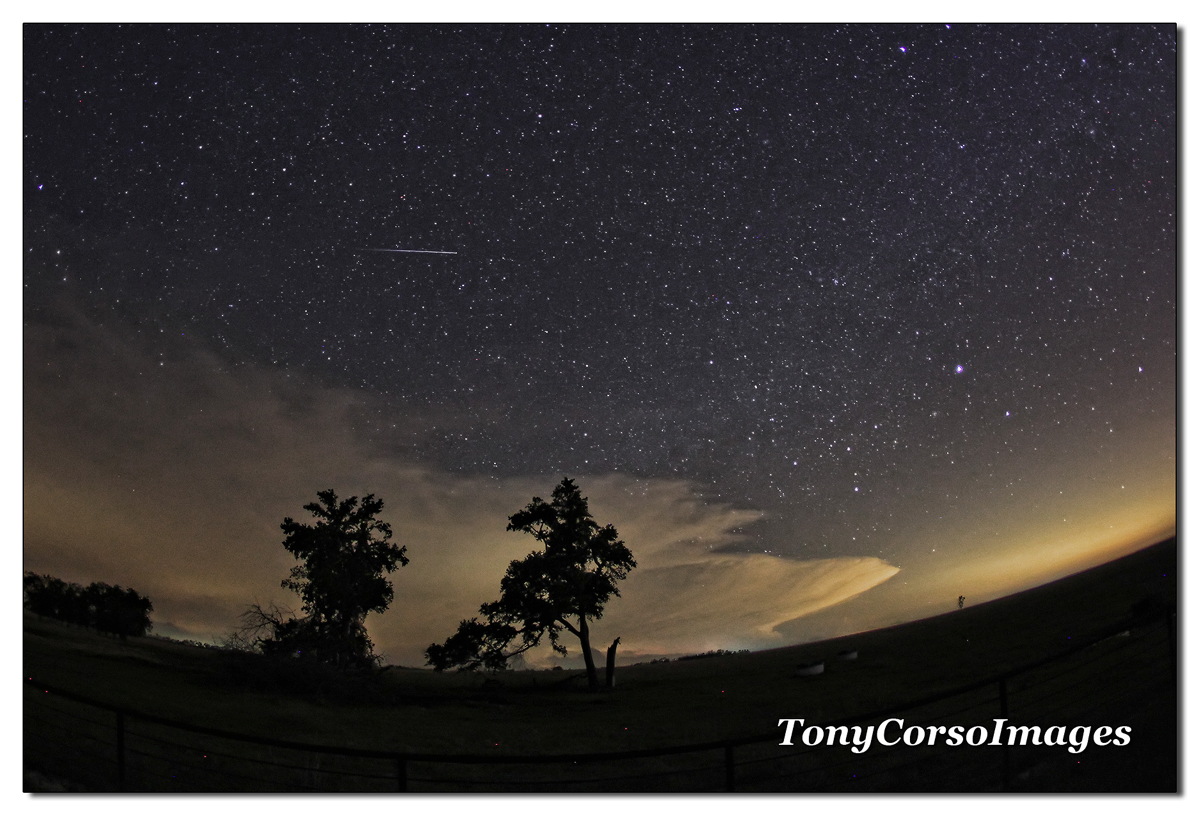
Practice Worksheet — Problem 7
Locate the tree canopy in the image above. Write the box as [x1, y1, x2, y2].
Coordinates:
[426, 478, 635, 689]
[256, 489, 408, 669]
[24, 573, 153, 639]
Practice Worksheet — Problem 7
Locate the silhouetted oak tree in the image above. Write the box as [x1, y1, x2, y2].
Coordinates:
[269, 489, 409, 669]
[426, 478, 635, 689]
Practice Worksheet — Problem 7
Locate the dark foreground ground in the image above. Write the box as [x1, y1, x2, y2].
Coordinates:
[24, 538, 1177, 792]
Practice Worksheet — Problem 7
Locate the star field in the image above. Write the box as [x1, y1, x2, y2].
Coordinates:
[23, 23, 1176, 657]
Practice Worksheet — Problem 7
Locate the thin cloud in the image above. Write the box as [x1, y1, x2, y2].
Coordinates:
[24, 303, 899, 665]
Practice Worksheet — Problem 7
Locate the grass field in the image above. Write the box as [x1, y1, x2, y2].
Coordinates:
[24, 538, 1177, 792]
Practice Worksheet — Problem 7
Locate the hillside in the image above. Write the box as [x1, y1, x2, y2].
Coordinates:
[24, 538, 1177, 792]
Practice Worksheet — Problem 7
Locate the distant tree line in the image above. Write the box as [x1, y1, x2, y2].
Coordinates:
[675, 648, 750, 662]
[24, 573, 153, 639]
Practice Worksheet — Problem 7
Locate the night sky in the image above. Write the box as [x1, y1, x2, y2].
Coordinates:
[22, 23, 1176, 666]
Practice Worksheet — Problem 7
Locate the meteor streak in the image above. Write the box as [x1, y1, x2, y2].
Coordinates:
[361, 248, 458, 255]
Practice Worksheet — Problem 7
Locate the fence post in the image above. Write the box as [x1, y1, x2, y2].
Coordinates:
[725, 745, 735, 792]
[396, 756, 408, 792]
[998, 677, 1010, 791]
[1165, 613, 1176, 674]
[115, 709, 127, 792]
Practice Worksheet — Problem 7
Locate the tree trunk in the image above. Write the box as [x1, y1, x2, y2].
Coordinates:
[605, 637, 620, 688]
[578, 615, 599, 690]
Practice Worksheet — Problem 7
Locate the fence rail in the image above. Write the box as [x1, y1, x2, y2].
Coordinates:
[24, 613, 1175, 792]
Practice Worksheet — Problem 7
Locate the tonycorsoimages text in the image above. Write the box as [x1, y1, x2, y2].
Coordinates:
[777, 718, 1131, 755]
